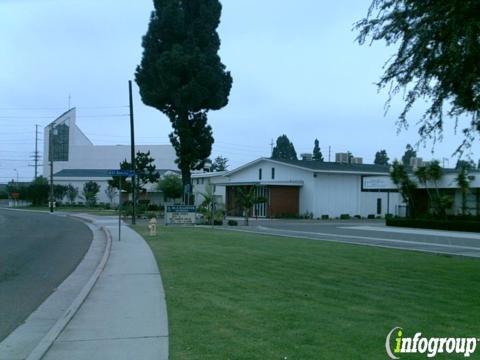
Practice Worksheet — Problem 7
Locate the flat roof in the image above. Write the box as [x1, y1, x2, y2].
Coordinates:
[54, 169, 179, 178]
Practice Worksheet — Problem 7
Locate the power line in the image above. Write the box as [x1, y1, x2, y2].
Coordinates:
[0, 114, 129, 119]
[0, 105, 128, 111]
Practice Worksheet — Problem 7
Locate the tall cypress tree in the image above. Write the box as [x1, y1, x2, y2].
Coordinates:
[136, 0, 232, 200]
[312, 139, 324, 162]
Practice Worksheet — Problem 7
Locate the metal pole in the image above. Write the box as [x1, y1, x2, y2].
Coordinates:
[119, 176, 122, 241]
[34, 125, 39, 179]
[129, 80, 136, 224]
[49, 126, 54, 213]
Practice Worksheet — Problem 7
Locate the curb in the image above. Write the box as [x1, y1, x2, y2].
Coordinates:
[25, 220, 113, 360]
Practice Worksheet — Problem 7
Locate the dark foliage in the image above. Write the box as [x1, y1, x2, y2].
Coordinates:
[136, 0, 232, 193]
[357, 1, 480, 153]
[271, 135, 297, 161]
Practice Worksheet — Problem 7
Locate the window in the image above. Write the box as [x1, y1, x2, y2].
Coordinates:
[196, 179, 200, 185]
[213, 185, 216, 193]
[201, 178, 204, 185]
[49, 123, 69, 161]
[271, 167, 275, 179]
[377, 198, 382, 215]
[259, 168, 262, 180]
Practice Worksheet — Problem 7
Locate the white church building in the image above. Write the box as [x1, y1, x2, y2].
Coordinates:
[44, 108, 178, 204]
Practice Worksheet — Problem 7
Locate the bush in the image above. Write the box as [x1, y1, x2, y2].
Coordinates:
[340, 214, 350, 220]
[385, 213, 394, 220]
[301, 212, 314, 219]
[321, 214, 329, 220]
[213, 219, 223, 226]
[386, 218, 480, 233]
[228, 220, 238, 226]
[367, 214, 376, 219]
[148, 204, 160, 211]
[354, 215, 361, 219]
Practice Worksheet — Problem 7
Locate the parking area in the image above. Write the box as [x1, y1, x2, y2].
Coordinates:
[229, 219, 480, 258]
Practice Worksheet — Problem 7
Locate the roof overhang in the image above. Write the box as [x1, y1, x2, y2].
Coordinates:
[216, 180, 304, 187]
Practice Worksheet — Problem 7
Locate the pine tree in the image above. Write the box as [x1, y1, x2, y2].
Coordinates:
[374, 149, 389, 165]
[271, 135, 297, 161]
[401, 144, 417, 166]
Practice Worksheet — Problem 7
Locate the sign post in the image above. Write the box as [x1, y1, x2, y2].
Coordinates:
[108, 169, 136, 241]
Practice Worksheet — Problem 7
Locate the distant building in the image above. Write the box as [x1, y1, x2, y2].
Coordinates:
[43, 108, 178, 204]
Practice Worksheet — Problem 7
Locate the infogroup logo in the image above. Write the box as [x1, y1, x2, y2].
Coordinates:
[385, 327, 478, 359]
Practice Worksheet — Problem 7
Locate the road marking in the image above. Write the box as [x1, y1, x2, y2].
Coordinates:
[339, 225, 480, 240]
[256, 226, 480, 251]
[221, 227, 480, 258]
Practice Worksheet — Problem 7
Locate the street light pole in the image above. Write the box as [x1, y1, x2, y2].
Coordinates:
[129, 80, 136, 224]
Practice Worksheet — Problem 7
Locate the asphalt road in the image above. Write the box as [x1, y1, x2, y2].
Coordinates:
[0, 210, 92, 342]
[232, 219, 480, 258]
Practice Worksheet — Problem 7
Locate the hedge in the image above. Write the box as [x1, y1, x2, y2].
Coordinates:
[386, 218, 480, 233]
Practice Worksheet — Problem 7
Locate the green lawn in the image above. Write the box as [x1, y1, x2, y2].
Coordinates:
[133, 225, 480, 360]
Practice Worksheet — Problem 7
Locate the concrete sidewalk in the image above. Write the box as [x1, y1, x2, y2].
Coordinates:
[43, 215, 168, 360]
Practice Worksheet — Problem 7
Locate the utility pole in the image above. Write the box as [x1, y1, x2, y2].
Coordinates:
[270, 139, 274, 156]
[328, 146, 331, 162]
[29, 125, 41, 179]
[129, 80, 136, 224]
[49, 125, 55, 213]
[34, 125, 39, 179]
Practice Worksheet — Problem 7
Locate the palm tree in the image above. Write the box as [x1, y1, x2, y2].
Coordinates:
[427, 161, 447, 217]
[455, 165, 470, 216]
[200, 184, 218, 226]
[390, 161, 417, 217]
[236, 186, 267, 226]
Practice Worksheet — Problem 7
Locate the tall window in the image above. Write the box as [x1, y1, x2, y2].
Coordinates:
[49, 123, 69, 161]
[271, 167, 275, 179]
[259, 168, 262, 180]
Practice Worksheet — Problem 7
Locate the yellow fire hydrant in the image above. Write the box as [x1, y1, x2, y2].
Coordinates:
[148, 217, 157, 236]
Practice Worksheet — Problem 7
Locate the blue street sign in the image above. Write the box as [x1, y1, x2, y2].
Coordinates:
[108, 169, 136, 177]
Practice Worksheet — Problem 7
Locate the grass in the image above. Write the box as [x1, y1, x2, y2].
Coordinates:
[133, 225, 480, 359]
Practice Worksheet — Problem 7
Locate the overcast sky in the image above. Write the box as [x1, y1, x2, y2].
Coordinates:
[0, 0, 478, 182]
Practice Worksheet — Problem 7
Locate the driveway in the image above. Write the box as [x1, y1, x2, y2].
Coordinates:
[233, 218, 480, 258]
[0, 209, 92, 341]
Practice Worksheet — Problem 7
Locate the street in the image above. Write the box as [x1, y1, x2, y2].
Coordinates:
[0, 209, 92, 341]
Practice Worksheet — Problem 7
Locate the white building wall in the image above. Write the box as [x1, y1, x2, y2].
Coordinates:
[312, 173, 360, 217]
[192, 174, 227, 207]
[53, 178, 116, 205]
[227, 161, 311, 184]
[43, 108, 177, 177]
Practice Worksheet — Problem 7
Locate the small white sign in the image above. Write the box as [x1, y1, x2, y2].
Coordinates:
[363, 176, 396, 190]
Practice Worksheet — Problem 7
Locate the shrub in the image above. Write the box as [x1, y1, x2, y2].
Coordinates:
[367, 214, 376, 219]
[385, 213, 394, 219]
[301, 212, 314, 219]
[213, 219, 223, 226]
[228, 220, 238, 226]
[321, 214, 329, 220]
[148, 204, 160, 211]
[354, 215, 361, 219]
[340, 214, 350, 220]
